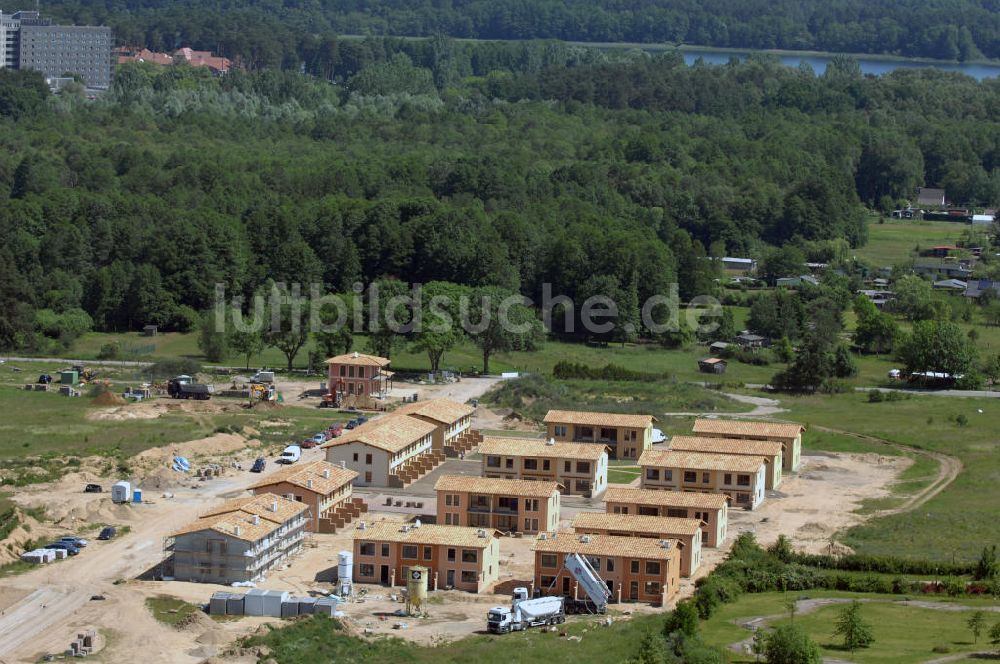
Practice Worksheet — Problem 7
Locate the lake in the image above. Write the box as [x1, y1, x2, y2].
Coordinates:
[679, 48, 1000, 80]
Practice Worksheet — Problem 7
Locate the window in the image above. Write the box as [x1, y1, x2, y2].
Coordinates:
[542, 459, 550, 471]
[612, 505, 628, 514]
[359, 564, 375, 577]
[402, 545, 418, 559]
[578, 426, 594, 439]
[644, 581, 661, 595]
[381, 543, 390, 557]
[576, 461, 590, 474]
[359, 542, 375, 556]
[724, 473, 732, 485]
[645, 469, 659, 481]
[447, 548, 456, 562]
[526, 499, 539, 511]
[737, 474, 751, 487]
[540, 553, 558, 568]
[357, 367, 366, 378]
[666, 508, 687, 518]
[630, 560, 640, 574]
[540, 575, 556, 588]
[505, 459, 514, 469]
[365, 454, 372, 465]
[564, 461, 571, 472]
[645, 561, 661, 575]
[576, 479, 590, 492]
[702, 472, 710, 483]
[486, 456, 501, 468]
[348, 366, 355, 378]
[606, 558, 615, 572]
[665, 470, 673, 481]
[524, 518, 538, 531]
[339, 366, 346, 376]
[445, 494, 460, 507]
[365, 471, 372, 483]
[554, 425, 567, 436]
[444, 513, 455, 525]
[683, 471, 697, 483]
[423, 546, 433, 560]
[461, 571, 478, 584]
[352, 453, 358, 462]
[524, 459, 538, 470]
[462, 549, 478, 563]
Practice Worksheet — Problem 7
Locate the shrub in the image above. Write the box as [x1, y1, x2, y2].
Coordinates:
[97, 342, 120, 360]
[551, 361, 666, 382]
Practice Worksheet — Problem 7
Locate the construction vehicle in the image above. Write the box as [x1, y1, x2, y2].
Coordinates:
[167, 375, 214, 400]
[250, 371, 274, 384]
[487, 587, 565, 633]
[547, 549, 611, 615]
[249, 382, 276, 404]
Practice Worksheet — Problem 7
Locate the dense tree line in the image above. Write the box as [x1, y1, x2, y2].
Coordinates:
[5, 42, 1000, 353]
[19, 0, 1000, 63]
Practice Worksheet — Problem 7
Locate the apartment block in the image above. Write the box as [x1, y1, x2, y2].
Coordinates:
[434, 475, 560, 534]
[571, 512, 702, 577]
[479, 437, 608, 497]
[603, 486, 729, 547]
[639, 449, 767, 510]
[669, 435, 783, 489]
[324, 413, 443, 488]
[249, 460, 363, 533]
[353, 521, 500, 593]
[394, 398, 480, 456]
[692, 418, 805, 471]
[543, 409, 655, 459]
[0, 11, 113, 89]
[532, 532, 681, 605]
[167, 494, 307, 584]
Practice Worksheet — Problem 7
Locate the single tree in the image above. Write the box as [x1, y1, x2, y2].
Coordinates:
[974, 545, 998, 581]
[663, 600, 699, 638]
[197, 308, 228, 363]
[832, 600, 874, 653]
[968, 611, 987, 644]
[989, 621, 1000, 649]
[464, 286, 540, 374]
[229, 325, 264, 370]
[262, 285, 311, 372]
[763, 624, 822, 664]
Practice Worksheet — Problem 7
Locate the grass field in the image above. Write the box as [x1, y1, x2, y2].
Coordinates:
[145, 596, 201, 627]
[699, 591, 999, 663]
[854, 219, 971, 266]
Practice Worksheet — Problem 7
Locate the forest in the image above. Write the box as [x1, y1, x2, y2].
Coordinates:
[15, 0, 1000, 64]
[4, 38, 1000, 356]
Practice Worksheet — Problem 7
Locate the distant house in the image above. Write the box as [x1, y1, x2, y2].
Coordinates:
[913, 261, 973, 279]
[965, 279, 1000, 300]
[708, 341, 731, 355]
[698, 358, 727, 375]
[116, 46, 232, 74]
[775, 275, 819, 288]
[915, 187, 946, 207]
[920, 246, 959, 258]
[858, 289, 895, 309]
[734, 331, 768, 349]
[891, 207, 917, 219]
[142, 324, 158, 337]
[720, 257, 757, 273]
[933, 279, 968, 293]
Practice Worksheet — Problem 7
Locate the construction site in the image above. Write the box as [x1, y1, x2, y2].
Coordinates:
[0, 353, 913, 663]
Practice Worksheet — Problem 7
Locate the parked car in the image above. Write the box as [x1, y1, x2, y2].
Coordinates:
[356, 416, 369, 426]
[97, 527, 117, 541]
[250, 457, 266, 473]
[311, 433, 327, 444]
[42, 542, 80, 555]
[84, 484, 103, 493]
[345, 418, 360, 430]
[300, 439, 319, 449]
[327, 424, 343, 438]
[57, 536, 88, 548]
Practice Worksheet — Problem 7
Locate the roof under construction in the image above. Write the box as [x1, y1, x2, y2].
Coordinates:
[532, 531, 680, 560]
[354, 521, 497, 548]
[692, 418, 804, 440]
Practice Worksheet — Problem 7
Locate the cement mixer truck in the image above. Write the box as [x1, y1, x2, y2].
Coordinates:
[487, 587, 565, 633]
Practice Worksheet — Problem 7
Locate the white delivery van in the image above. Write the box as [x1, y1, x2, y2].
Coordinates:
[277, 445, 301, 464]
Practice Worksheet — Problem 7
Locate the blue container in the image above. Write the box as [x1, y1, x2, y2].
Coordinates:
[133, 489, 142, 503]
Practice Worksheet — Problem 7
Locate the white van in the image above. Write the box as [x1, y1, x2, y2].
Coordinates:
[251, 371, 275, 384]
[277, 445, 301, 464]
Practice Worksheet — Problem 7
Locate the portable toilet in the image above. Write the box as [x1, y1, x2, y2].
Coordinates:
[111, 481, 132, 504]
[133, 489, 142, 504]
[60, 370, 79, 385]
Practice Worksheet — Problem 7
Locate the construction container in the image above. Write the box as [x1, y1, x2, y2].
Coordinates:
[280, 598, 300, 618]
[21, 549, 53, 564]
[243, 589, 268, 616]
[314, 597, 340, 616]
[226, 594, 244, 615]
[60, 370, 79, 384]
[261, 590, 289, 617]
[209, 592, 231, 616]
[53, 548, 67, 560]
[111, 481, 131, 504]
[297, 597, 317, 615]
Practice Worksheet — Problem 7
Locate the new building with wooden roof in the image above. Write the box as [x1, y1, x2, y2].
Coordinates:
[478, 436, 608, 497]
[434, 475, 560, 534]
[543, 409, 656, 460]
[393, 398, 479, 456]
[532, 532, 680, 605]
[323, 413, 441, 488]
[166, 493, 308, 584]
[353, 520, 500, 593]
[692, 418, 805, 471]
[572, 513, 702, 577]
[669, 435, 783, 489]
[249, 460, 363, 533]
[603, 486, 729, 547]
[639, 449, 767, 510]
[325, 351, 392, 407]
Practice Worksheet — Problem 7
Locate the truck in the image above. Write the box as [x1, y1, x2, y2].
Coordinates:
[167, 375, 214, 400]
[487, 588, 565, 633]
[250, 371, 274, 384]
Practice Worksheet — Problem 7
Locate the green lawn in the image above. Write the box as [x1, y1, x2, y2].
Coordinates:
[145, 595, 201, 627]
[699, 591, 999, 663]
[785, 392, 1000, 561]
[854, 219, 970, 267]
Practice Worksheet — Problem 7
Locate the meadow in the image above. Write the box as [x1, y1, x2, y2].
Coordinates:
[853, 218, 973, 267]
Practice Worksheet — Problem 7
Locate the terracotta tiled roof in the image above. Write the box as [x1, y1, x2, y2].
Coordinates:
[603, 486, 728, 510]
[572, 512, 701, 536]
[249, 460, 357, 495]
[543, 409, 655, 428]
[434, 475, 561, 498]
[322, 414, 436, 453]
[478, 436, 608, 461]
[692, 418, 805, 440]
[669, 436, 783, 458]
[354, 521, 495, 548]
[394, 398, 474, 425]
[324, 352, 391, 367]
[171, 493, 307, 542]
[532, 531, 680, 561]
[639, 449, 766, 473]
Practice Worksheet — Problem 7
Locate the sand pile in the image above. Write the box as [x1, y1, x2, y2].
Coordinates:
[92, 391, 127, 406]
